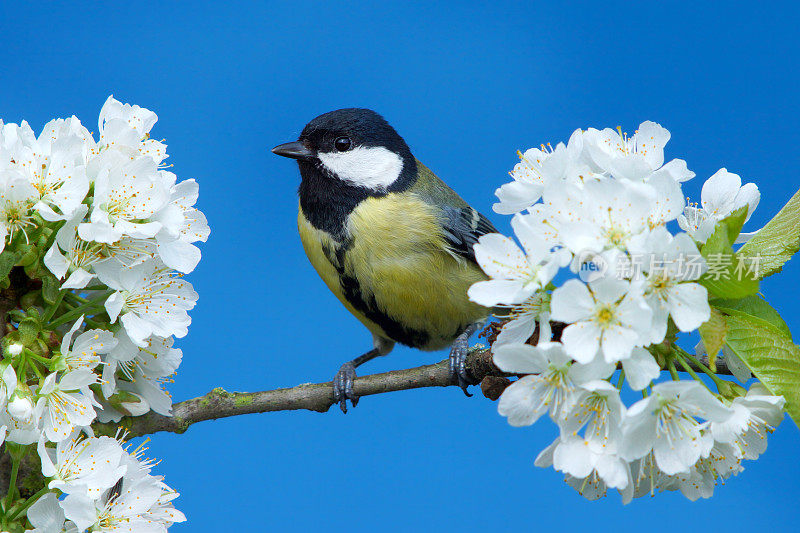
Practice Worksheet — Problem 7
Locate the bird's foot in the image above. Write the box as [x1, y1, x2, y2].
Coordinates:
[449, 334, 477, 397]
[330, 347, 384, 414]
[333, 361, 359, 413]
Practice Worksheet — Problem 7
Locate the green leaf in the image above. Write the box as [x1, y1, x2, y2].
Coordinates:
[0, 250, 21, 281]
[698, 308, 727, 371]
[41, 275, 61, 306]
[698, 254, 759, 298]
[739, 187, 800, 279]
[725, 313, 800, 427]
[698, 207, 759, 298]
[17, 318, 39, 345]
[703, 206, 748, 254]
[712, 295, 791, 338]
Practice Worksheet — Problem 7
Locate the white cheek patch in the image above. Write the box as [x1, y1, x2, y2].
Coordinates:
[317, 146, 404, 190]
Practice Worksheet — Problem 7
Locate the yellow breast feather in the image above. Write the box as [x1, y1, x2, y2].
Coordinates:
[298, 194, 489, 351]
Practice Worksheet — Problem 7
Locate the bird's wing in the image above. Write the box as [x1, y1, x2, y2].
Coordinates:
[411, 159, 498, 264]
[440, 204, 498, 263]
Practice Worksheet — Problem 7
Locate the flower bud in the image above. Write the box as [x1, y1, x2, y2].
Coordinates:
[18, 247, 38, 267]
[2, 332, 22, 359]
[34, 337, 50, 357]
[717, 380, 747, 401]
[121, 395, 150, 417]
[108, 390, 150, 417]
[7, 395, 34, 421]
[37, 231, 51, 249]
[7, 343, 22, 357]
[49, 353, 67, 372]
[20, 291, 40, 310]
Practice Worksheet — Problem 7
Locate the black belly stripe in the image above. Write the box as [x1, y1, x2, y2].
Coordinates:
[322, 240, 432, 348]
[339, 273, 431, 348]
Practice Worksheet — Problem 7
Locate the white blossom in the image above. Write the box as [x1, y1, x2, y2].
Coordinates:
[0, 118, 91, 222]
[78, 153, 170, 244]
[38, 435, 127, 498]
[468, 217, 566, 306]
[493, 129, 592, 214]
[494, 342, 610, 426]
[551, 179, 662, 255]
[628, 226, 710, 343]
[44, 206, 99, 289]
[45, 205, 157, 289]
[144, 481, 186, 527]
[0, 363, 17, 410]
[4, 392, 41, 444]
[561, 381, 624, 444]
[61, 438, 184, 533]
[551, 277, 652, 364]
[620, 347, 660, 391]
[583, 121, 675, 182]
[0, 97, 191, 530]
[662, 440, 742, 501]
[645, 172, 686, 227]
[535, 437, 632, 502]
[26, 492, 79, 533]
[469, 118, 790, 503]
[102, 332, 181, 417]
[35, 371, 97, 442]
[549, 381, 630, 491]
[554, 436, 630, 491]
[492, 291, 552, 348]
[8, 394, 35, 422]
[59, 316, 117, 372]
[619, 381, 732, 475]
[628, 452, 672, 499]
[710, 383, 785, 460]
[96, 260, 197, 346]
[0, 169, 38, 250]
[678, 168, 761, 243]
[153, 175, 210, 274]
[98, 95, 165, 160]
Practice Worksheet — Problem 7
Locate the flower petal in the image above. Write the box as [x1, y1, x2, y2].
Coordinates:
[561, 321, 601, 364]
[492, 343, 548, 374]
[621, 348, 660, 390]
[497, 376, 548, 426]
[666, 283, 710, 332]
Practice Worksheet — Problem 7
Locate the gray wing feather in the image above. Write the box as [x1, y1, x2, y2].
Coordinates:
[411, 159, 498, 264]
[440, 205, 498, 263]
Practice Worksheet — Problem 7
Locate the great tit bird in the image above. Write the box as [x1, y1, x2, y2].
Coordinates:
[273, 108, 496, 412]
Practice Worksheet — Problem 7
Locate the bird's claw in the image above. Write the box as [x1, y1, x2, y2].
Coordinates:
[449, 337, 475, 397]
[333, 361, 359, 413]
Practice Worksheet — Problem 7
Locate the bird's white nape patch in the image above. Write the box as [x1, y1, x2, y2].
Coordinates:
[317, 146, 404, 190]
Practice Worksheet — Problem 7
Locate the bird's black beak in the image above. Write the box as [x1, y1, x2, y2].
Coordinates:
[271, 141, 315, 160]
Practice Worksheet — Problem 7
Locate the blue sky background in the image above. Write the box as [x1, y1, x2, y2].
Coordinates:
[2, 1, 799, 531]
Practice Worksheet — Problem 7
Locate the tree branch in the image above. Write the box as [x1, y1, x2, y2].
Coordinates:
[92, 347, 502, 438]
[9, 343, 731, 495]
[93, 346, 731, 439]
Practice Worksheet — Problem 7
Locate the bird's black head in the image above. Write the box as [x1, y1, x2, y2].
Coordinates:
[272, 108, 417, 193]
[272, 109, 419, 236]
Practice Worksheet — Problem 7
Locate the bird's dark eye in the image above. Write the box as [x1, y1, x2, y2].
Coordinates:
[334, 137, 352, 152]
